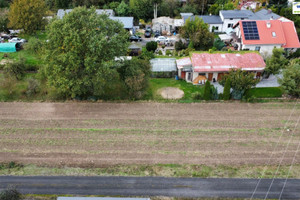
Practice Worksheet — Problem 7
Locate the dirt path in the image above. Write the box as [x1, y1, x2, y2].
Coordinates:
[0, 102, 299, 167]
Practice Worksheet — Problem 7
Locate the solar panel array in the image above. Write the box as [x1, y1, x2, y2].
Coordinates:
[242, 21, 260, 40]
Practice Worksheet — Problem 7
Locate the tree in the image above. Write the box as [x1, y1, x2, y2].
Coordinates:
[45, 7, 129, 99]
[8, 0, 47, 34]
[118, 58, 151, 99]
[129, 0, 153, 21]
[203, 80, 212, 100]
[220, 69, 259, 99]
[146, 41, 157, 52]
[0, 13, 9, 33]
[116, 1, 130, 16]
[265, 47, 288, 76]
[180, 16, 214, 50]
[279, 62, 300, 97]
[0, 186, 22, 200]
[223, 78, 231, 100]
[153, 0, 162, 19]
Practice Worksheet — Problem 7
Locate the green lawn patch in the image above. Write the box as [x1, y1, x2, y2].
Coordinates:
[0, 50, 41, 66]
[246, 87, 283, 98]
[148, 78, 204, 101]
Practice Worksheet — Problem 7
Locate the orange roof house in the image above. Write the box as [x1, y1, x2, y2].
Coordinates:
[233, 19, 300, 55]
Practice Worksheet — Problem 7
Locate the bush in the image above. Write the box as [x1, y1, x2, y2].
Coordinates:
[0, 77, 18, 100]
[24, 38, 44, 54]
[279, 63, 300, 97]
[3, 58, 26, 80]
[203, 80, 212, 100]
[26, 78, 40, 97]
[146, 41, 157, 52]
[192, 92, 202, 100]
[166, 49, 172, 56]
[138, 50, 155, 60]
[0, 186, 22, 200]
[158, 50, 163, 55]
[223, 78, 231, 100]
[175, 39, 186, 51]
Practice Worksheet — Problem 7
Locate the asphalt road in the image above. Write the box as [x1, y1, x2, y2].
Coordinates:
[0, 176, 300, 199]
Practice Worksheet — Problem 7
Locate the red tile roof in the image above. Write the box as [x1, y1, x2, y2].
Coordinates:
[281, 21, 300, 48]
[239, 20, 300, 48]
[191, 53, 265, 72]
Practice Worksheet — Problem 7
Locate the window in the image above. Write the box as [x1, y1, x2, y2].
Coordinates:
[272, 32, 276, 37]
[241, 18, 244, 20]
[228, 23, 233, 28]
[198, 73, 205, 76]
[215, 26, 219, 30]
[230, 18, 233, 20]
[255, 46, 261, 51]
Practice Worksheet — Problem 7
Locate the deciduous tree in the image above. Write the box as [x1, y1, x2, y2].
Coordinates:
[180, 16, 214, 50]
[265, 47, 288, 76]
[279, 61, 300, 97]
[8, 0, 47, 34]
[45, 7, 129, 99]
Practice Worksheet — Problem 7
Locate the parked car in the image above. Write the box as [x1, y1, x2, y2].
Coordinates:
[154, 31, 161, 38]
[145, 27, 152, 33]
[129, 35, 142, 42]
[155, 36, 169, 43]
[8, 37, 27, 43]
[144, 31, 151, 38]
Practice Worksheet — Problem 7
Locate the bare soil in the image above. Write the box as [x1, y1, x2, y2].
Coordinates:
[0, 102, 299, 167]
[159, 87, 184, 99]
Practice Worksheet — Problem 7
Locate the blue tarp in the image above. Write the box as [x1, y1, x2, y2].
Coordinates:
[0, 43, 17, 53]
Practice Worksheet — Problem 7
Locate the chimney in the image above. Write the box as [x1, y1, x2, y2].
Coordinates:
[266, 21, 271, 28]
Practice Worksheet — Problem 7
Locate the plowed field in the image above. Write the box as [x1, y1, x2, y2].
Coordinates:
[0, 102, 299, 167]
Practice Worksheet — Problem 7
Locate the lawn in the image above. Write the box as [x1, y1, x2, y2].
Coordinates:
[246, 87, 283, 98]
[148, 78, 204, 101]
[0, 50, 41, 66]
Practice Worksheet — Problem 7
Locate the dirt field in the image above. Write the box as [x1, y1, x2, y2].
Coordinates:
[0, 102, 299, 167]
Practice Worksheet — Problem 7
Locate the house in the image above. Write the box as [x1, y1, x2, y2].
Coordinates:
[233, 19, 300, 55]
[177, 53, 266, 84]
[219, 10, 257, 32]
[152, 17, 175, 34]
[176, 57, 193, 81]
[150, 58, 177, 77]
[188, 15, 223, 32]
[57, 9, 133, 30]
[254, 9, 280, 20]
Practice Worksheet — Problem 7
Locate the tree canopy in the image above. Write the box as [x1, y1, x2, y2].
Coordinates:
[180, 16, 214, 50]
[265, 48, 288, 76]
[279, 60, 300, 97]
[45, 6, 129, 99]
[8, 0, 47, 34]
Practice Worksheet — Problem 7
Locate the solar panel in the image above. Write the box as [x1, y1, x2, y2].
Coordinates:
[242, 21, 260, 40]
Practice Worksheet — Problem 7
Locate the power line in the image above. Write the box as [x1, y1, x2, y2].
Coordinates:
[250, 102, 298, 199]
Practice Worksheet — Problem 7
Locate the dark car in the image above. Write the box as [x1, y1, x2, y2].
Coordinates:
[144, 31, 151, 38]
[154, 31, 161, 38]
[129, 35, 142, 42]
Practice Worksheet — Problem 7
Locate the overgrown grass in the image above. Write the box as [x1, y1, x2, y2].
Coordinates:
[0, 50, 41, 66]
[0, 163, 299, 179]
[148, 78, 204, 101]
[246, 87, 283, 98]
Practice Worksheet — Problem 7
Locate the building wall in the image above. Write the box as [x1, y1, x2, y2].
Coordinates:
[222, 19, 241, 32]
[241, 44, 282, 56]
[209, 24, 223, 32]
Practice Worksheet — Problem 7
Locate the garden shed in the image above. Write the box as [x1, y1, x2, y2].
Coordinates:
[0, 43, 19, 53]
[150, 58, 177, 78]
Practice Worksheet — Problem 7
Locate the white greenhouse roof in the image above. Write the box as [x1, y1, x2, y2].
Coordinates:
[150, 58, 177, 72]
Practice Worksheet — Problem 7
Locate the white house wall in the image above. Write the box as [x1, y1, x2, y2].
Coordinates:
[222, 19, 241, 32]
[241, 44, 282, 56]
[209, 24, 223, 32]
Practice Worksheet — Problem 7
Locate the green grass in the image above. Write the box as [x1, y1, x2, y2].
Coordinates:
[246, 87, 283, 98]
[0, 50, 41, 66]
[148, 78, 204, 101]
[0, 163, 299, 179]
